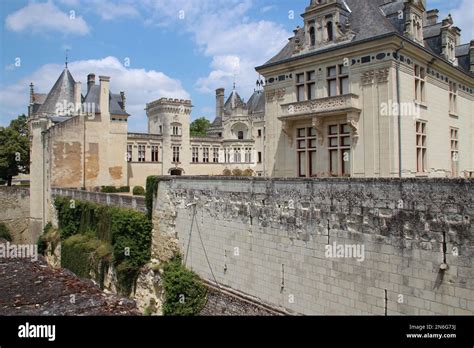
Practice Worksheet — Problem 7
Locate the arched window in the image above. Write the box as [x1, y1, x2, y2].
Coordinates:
[238, 131, 244, 140]
[326, 21, 333, 41]
[309, 26, 316, 46]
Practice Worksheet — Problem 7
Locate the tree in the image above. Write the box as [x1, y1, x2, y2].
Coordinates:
[0, 114, 30, 186]
[190, 117, 211, 137]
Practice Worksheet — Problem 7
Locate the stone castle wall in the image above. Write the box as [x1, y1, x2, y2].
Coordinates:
[0, 187, 31, 243]
[154, 177, 473, 315]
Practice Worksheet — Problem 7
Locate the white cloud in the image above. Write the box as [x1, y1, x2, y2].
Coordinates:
[449, 0, 474, 43]
[140, 0, 291, 99]
[85, 0, 140, 21]
[5, 2, 90, 35]
[0, 57, 189, 132]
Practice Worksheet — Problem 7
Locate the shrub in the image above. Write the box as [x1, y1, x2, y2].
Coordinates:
[0, 223, 12, 241]
[231, 169, 243, 176]
[242, 168, 254, 177]
[101, 186, 118, 193]
[162, 255, 207, 316]
[118, 186, 130, 193]
[37, 222, 60, 255]
[132, 186, 146, 196]
[54, 196, 152, 296]
[222, 169, 232, 176]
[0, 179, 6, 185]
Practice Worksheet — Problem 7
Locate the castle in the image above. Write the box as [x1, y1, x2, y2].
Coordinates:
[28, 0, 473, 233]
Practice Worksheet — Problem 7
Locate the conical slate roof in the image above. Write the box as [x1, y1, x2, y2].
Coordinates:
[224, 90, 245, 111]
[37, 68, 76, 116]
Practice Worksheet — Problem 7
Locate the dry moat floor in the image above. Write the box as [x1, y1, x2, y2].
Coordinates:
[0, 239, 139, 316]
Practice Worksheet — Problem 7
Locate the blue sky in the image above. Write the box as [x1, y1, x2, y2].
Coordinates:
[0, 0, 472, 132]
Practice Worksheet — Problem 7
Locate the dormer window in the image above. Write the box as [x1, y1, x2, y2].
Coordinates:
[310, 27, 316, 46]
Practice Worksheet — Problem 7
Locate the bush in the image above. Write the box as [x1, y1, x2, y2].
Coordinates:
[0, 179, 6, 186]
[37, 222, 60, 255]
[54, 196, 153, 296]
[0, 223, 12, 241]
[242, 168, 254, 177]
[101, 186, 118, 193]
[118, 186, 130, 193]
[222, 169, 231, 176]
[162, 256, 207, 316]
[231, 169, 243, 176]
[132, 186, 145, 196]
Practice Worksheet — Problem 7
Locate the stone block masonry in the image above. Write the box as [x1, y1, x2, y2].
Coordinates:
[0, 187, 30, 243]
[153, 177, 473, 315]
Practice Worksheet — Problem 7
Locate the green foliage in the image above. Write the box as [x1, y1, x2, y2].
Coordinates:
[190, 117, 211, 137]
[162, 256, 207, 316]
[54, 196, 152, 296]
[232, 169, 243, 176]
[100, 186, 130, 193]
[0, 115, 30, 186]
[0, 223, 12, 241]
[222, 169, 232, 176]
[61, 234, 112, 283]
[132, 186, 145, 196]
[146, 176, 161, 220]
[0, 179, 5, 185]
[37, 222, 59, 255]
[242, 168, 254, 177]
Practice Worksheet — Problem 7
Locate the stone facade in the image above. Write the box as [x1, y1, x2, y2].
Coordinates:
[0, 187, 30, 243]
[153, 177, 473, 315]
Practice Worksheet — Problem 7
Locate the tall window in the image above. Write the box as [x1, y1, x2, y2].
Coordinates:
[309, 26, 316, 46]
[297, 127, 317, 177]
[244, 147, 252, 163]
[414, 65, 426, 103]
[203, 147, 209, 163]
[127, 144, 133, 162]
[172, 124, 181, 136]
[138, 145, 146, 162]
[258, 152, 262, 163]
[327, 65, 349, 97]
[449, 81, 457, 114]
[234, 148, 241, 163]
[450, 128, 459, 177]
[296, 70, 316, 102]
[328, 124, 351, 176]
[326, 21, 333, 41]
[213, 148, 219, 163]
[224, 148, 230, 163]
[192, 147, 199, 163]
[151, 145, 159, 162]
[238, 131, 244, 140]
[416, 121, 427, 173]
[172, 146, 180, 163]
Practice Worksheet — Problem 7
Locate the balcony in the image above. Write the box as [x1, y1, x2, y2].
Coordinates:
[279, 94, 360, 120]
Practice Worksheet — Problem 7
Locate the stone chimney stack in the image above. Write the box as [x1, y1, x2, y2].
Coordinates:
[120, 91, 126, 111]
[99, 76, 110, 117]
[216, 88, 225, 118]
[87, 73, 95, 93]
[426, 9, 439, 26]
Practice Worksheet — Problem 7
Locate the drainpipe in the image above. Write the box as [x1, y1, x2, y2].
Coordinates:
[395, 42, 405, 178]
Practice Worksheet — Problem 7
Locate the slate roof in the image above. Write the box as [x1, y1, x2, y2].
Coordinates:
[247, 90, 265, 115]
[36, 68, 76, 116]
[261, 0, 472, 75]
[224, 90, 245, 112]
[81, 83, 129, 116]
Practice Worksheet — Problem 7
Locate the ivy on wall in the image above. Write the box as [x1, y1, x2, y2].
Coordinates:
[54, 196, 152, 296]
[146, 176, 162, 220]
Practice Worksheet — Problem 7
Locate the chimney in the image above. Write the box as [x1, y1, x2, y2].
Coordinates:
[99, 76, 110, 116]
[74, 82, 82, 114]
[29, 83, 34, 104]
[426, 9, 438, 26]
[87, 73, 95, 93]
[120, 91, 126, 111]
[216, 88, 225, 118]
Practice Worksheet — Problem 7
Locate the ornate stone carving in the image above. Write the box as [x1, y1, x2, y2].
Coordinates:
[266, 88, 286, 102]
[285, 94, 358, 116]
[361, 68, 389, 85]
[276, 88, 286, 101]
[347, 111, 360, 144]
